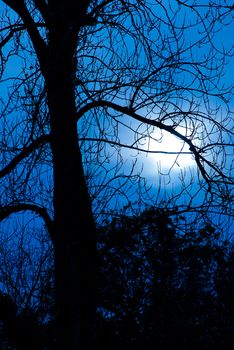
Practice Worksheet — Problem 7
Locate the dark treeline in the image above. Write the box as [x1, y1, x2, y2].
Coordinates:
[97, 209, 234, 350]
[0, 209, 234, 349]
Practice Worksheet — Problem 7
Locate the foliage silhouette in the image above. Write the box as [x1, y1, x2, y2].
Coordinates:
[0, 209, 233, 349]
[0, 291, 53, 350]
[97, 209, 234, 350]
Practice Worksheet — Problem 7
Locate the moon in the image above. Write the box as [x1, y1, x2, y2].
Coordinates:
[145, 128, 195, 170]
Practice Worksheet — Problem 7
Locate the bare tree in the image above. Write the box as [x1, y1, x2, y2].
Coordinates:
[0, 1, 233, 349]
[0, 220, 53, 317]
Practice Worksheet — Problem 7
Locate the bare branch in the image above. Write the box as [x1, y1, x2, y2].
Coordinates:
[78, 137, 192, 155]
[33, 0, 48, 22]
[2, 0, 48, 73]
[0, 135, 50, 179]
[77, 100, 232, 189]
[0, 203, 54, 241]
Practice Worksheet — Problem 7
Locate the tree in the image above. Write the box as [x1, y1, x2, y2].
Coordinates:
[0, 207, 232, 349]
[0, 222, 54, 349]
[97, 208, 233, 350]
[0, 1, 233, 349]
[0, 290, 51, 350]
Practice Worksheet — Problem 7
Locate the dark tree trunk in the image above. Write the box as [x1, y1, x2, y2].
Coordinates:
[46, 6, 96, 349]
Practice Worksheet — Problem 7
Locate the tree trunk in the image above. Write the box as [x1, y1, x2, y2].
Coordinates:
[46, 10, 96, 350]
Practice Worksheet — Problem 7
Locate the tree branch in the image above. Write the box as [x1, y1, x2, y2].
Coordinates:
[0, 135, 50, 179]
[2, 0, 48, 73]
[0, 203, 54, 242]
[0, 26, 22, 49]
[76, 100, 215, 187]
[33, 0, 48, 22]
[78, 137, 192, 155]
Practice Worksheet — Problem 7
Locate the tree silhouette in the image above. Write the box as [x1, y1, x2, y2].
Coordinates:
[0, 1, 233, 349]
[0, 290, 53, 350]
[0, 225, 54, 349]
[97, 208, 234, 350]
[0, 208, 233, 349]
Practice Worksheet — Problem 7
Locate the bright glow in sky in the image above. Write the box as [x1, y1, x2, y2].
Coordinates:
[144, 128, 195, 171]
